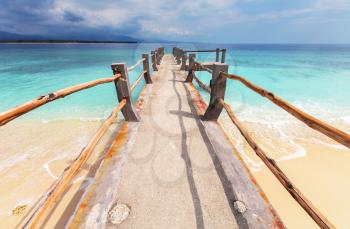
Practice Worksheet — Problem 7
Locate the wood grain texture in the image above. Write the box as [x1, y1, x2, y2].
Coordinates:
[22, 99, 127, 229]
[0, 75, 120, 126]
[130, 71, 146, 92]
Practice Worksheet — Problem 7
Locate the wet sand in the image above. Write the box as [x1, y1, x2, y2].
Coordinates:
[1, 115, 349, 228]
[220, 117, 350, 228]
[0, 119, 121, 228]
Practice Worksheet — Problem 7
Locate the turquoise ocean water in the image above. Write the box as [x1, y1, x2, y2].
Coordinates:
[0, 43, 349, 128]
[0, 43, 161, 121]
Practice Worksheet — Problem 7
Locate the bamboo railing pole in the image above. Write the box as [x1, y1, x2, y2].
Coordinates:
[184, 49, 217, 53]
[130, 71, 146, 92]
[218, 98, 335, 229]
[193, 74, 211, 93]
[22, 99, 127, 229]
[222, 72, 350, 148]
[0, 75, 120, 126]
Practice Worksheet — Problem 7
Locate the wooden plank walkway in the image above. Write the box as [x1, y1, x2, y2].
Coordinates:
[67, 55, 283, 229]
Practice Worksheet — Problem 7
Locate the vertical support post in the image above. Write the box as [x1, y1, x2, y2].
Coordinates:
[160, 47, 165, 57]
[151, 51, 158, 71]
[142, 54, 152, 84]
[177, 49, 182, 64]
[185, 54, 196, 82]
[111, 63, 140, 121]
[181, 52, 187, 70]
[202, 63, 229, 121]
[221, 49, 226, 63]
[174, 48, 178, 63]
[215, 48, 220, 62]
[156, 51, 161, 65]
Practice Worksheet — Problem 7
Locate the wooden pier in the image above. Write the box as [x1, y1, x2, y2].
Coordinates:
[1, 47, 349, 228]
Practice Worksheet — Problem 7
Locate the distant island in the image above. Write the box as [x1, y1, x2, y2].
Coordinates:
[0, 31, 139, 43]
[0, 40, 138, 44]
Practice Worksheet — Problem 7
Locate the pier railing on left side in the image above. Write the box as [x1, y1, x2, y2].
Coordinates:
[0, 47, 164, 229]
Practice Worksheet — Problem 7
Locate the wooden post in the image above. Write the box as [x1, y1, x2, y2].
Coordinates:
[202, 63, 229, 121]
[177, 49, 183, 65]
[160, 47, 165, 57]
[185, 54, 196, 82]
[156, 51, 161, 65]
[142, 54, 152, 84]
[151, 51, 158, 71]
[111, 63, 140, 121]
[174, 47, 178, 63]
[181, 52, 187, 70]
[221, 49, 226, 63]
[215, 48, 220, 62]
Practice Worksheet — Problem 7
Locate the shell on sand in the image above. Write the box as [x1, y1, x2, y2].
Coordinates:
[12, 205, 27, 216]
[109, 203, 130, 225]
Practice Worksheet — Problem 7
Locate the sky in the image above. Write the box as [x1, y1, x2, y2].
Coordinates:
[0, 0, 350, 43]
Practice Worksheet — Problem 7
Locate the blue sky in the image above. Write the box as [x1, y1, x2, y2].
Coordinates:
[0, 0, 350, 43]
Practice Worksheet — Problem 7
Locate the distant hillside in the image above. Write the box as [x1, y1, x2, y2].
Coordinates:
[0, 31, 138, 43]
[0, 31, 46, 40]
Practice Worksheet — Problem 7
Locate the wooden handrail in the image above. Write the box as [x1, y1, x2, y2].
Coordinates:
[127, 58, 146, 72]
[184, 49, 225, 53]
[22, 99, 127, 229]
[221, 72, 350, 148]
[193, 73, 211, 93]
[218, 98, 335, 229]
[0, 75, 121, 126]
[130, 71, 146, 92]
[194, 61, 213, 73]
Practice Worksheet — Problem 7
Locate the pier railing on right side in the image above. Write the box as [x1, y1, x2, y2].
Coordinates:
[175, 46, 350, 229]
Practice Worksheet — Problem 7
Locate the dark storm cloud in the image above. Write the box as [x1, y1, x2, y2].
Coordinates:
[63, 11, 84, 22]
[0, 0, 349, 43]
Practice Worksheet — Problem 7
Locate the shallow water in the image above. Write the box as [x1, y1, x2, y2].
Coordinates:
[188, 43, 350, 164]
[0, 43, 350, 227]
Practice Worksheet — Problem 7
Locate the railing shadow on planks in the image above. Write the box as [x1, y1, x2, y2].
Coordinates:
[0, 47, 164, 229]
[173, 47, 350, 229]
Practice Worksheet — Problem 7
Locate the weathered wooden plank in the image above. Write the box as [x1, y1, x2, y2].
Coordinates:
[185, 82, 285, 229]
[67, 83, 153, 228]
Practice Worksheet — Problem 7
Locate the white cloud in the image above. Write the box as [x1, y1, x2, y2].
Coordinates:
[2, 0, 350, 39]
[46, 0, 238, 37]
